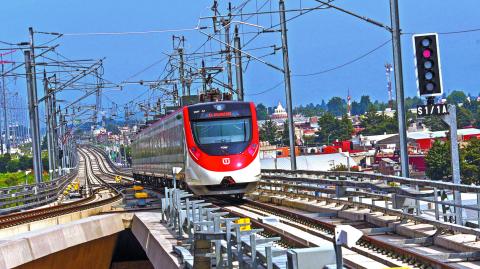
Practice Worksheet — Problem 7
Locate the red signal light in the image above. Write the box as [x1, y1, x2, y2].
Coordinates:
[422, 49, 432, 58]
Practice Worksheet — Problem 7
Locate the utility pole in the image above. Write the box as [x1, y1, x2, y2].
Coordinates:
[222, 3, 234, 96]
[279, 0, 297, 171]
[29, 27, 42, 155]
[0, 60, 4, 154]
[28, 27, 43, 181]
[234, 26, 244, 101]
[95, 71, 102, 129]
[186, 68, 193, 97]
[43, 71, 54, 179]
[49, 79, 57, 176]
[201, 60, 207, 92]
[58, 111, 63, 175]
[51, 91, 59, 175]
[1, 56, 10, 154]
[60, 113, 67, 174]
[24, 50, 43, 183]
[441, 105, 463, 225]
[389, 0, 409, 177]
[178, 47, 187, 97]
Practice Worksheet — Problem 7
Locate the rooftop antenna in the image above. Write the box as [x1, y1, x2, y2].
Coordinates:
[385, 63, 393, 109]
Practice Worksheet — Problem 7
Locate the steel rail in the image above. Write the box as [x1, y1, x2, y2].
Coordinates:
[243, 199, 457, 269]
[0, 149, 125, 228]
[261, 171, 480, 237]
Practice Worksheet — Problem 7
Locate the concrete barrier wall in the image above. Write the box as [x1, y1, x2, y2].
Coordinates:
[0, 214, 124, 269]
[0, 200, 121, 239]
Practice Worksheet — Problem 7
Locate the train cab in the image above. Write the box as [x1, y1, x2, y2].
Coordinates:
[183, 101, 261, 196]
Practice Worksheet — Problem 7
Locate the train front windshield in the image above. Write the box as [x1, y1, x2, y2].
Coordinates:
[192, 118, 251, 144]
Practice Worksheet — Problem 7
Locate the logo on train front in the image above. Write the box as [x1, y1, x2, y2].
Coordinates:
[222, 158, 230, 165]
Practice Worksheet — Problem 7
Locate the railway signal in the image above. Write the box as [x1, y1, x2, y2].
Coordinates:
[413, 33, 443, 97]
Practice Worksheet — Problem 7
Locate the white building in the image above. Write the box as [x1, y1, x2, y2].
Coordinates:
[261, 153, 357, 171]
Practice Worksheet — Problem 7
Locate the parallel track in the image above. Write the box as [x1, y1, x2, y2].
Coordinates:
[208, 197, 471, 269]
[0, 148, 124, 229]
[89, 147, 476, 269]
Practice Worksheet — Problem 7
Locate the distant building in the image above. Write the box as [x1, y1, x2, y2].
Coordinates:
[270, 102, 288, 120]
[261, 153, 357, 171]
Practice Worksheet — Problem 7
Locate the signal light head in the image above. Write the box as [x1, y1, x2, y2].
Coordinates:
[425, 71, 433, 80]
[413, 33, 442, 97]
[421, 38, 431, 47]
[425, 82, 435, 92]
[422, 49, 432, 58]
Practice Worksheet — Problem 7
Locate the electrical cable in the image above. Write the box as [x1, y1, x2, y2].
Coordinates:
[246, 80, 283, 96]
[293, 38, 391, 77]
[121, 55, 170, 83]
[61, 27, 208, 36]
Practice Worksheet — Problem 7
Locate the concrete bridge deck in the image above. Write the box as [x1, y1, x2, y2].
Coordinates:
[0, 211, 181, 269]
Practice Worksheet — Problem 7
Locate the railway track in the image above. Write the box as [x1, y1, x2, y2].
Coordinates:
[211, 198, 453, 269]
[233, 196, 480, 269]
[87, 147, 480, 268]
[0, 148, 124, 229]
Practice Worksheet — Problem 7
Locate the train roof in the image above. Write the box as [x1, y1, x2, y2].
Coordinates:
[132, 101, 253, 140]
[187, 100, 251, 108]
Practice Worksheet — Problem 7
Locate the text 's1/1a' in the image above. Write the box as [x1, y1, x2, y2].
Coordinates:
[416, 103, 449, 116]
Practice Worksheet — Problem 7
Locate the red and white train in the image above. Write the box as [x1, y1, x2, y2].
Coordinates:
[131, 101, 260, 197]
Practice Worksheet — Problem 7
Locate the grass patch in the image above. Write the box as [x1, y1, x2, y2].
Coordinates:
[0, 172, 50, 188]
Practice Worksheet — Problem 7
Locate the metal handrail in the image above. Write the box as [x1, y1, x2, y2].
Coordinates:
[262, 169, 480, 193]
[0, 168, 78, 214]
[260, 168, 480, 232]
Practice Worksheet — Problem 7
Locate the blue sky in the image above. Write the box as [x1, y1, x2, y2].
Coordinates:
[1, 0, 479, 112]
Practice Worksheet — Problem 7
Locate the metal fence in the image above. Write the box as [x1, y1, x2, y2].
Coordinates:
[163, 187, 332, 269]
[261, 169, 480, 235]
[0, 169, 78, 215]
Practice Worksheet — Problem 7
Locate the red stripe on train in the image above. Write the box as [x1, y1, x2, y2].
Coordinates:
[183, 102, 259, 172]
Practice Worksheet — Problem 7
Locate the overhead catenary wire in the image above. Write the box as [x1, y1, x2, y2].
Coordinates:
[59, 27, 209, 37]
[247, 80, 283, 96]
[293, 38, 391, 77]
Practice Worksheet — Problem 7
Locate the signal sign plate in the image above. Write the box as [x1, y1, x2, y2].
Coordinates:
[416, 103, 448, 116]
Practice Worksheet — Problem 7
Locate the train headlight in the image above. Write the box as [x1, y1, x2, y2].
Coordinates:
[247, 143, 258, 156]
[213, 104, 226, 111]
[189, 147, 201, 160]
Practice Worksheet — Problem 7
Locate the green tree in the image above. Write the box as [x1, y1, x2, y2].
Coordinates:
[423, 116, 448, 131]
[294, 103, 324, 117]
[351, 101, 361, 116]
[461, 138, 480, 185]
[327, 97, 347, 116]
[339, 114, 354, 140]
[6, 159, 20, 173]
[360, 108, 398, 135]
[316, 113, 353, 144]
[457, 106, 474, 128]
[405, 96, 424, 109]
[359, 95, 372, 114]
[256, 103, 268, 120]
[0, 154, 12, 173]
[18, 155, 31, 171]
[4, 175, 17, 187]
[41, 135, 48, 150]
[447, 90, 467, 104]
[320, 99, 327, 111]
[260, 120, 279, 145]
[330, 163, 359, 172]
[303, 135, 316, 145]
[425, 140, 451, 180]
[106, 123, 120, 135]
[281, 121, 292, 145]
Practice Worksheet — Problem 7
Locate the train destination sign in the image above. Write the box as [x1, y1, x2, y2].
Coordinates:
[416, 103, 449, 116]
